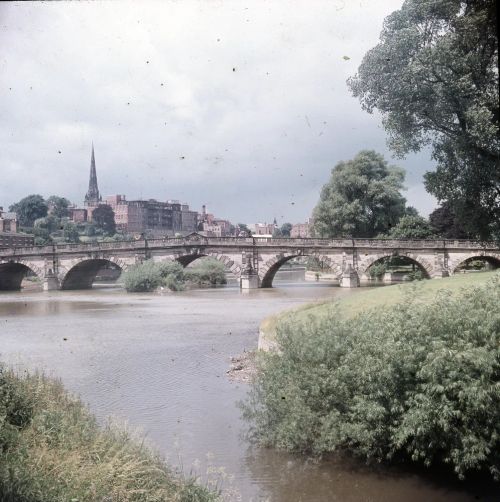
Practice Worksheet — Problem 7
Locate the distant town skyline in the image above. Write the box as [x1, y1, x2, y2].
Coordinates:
[1, 0, 437, 223]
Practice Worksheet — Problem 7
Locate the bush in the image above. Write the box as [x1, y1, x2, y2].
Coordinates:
[243, 275, 500, 480]
[0, 368, 219, 501]
[122, 260, 186, 292]
[185, 259, 227, 287]
[369, 262, 387, 278]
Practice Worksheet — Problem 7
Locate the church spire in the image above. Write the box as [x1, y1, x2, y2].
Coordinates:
[84, 143, 101, 206]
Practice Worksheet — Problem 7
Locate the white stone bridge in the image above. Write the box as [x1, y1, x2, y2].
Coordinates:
[0, 233, 499, 290]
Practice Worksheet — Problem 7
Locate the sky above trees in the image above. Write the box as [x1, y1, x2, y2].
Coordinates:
[0, 0, 437, 223]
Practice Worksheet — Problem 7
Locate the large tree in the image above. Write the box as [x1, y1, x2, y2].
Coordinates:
[313, 150, 406, 238]
[91, 204, 116, 236]
[429, 201, 472, 239]
[9, 194, 48, 228]
[348, 0, 499, 240]
[384, 215, 436, 239]
[47, 195, 70, 219]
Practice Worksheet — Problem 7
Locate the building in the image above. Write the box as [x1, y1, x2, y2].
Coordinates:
[0, 208, 17, 233]
[291, 219, 313, 238]
[197, 205, 233, 237]
[249, 222, 277, 236]
[0, 208, 34, 247]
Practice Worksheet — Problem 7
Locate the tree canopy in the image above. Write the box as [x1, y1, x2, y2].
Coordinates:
[312, 150, 407, 238]
[348, 0, 499, 240]
[91, 204, 116, 235]
[9, 194, 48, 227]
[429, 201, 472, 239]
[384, 215, 435, 239]
[47, 195, 70, 219]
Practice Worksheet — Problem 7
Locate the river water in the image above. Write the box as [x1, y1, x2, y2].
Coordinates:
[0, 281, 495, 501]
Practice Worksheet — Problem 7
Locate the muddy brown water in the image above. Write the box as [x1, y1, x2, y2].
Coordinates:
[0, 282, 496, 501]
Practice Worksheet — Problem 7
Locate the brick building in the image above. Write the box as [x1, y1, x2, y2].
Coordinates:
[0, 208, 34, 247]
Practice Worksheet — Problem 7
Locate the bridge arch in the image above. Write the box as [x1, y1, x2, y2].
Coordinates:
[60, 257, 126, 290]
[451, 253, 500, 273]
[172, 251, 242, 276]
[0, 260, 44, 291]
[360, 253, 432, 280]
[259, 253, 342, 288]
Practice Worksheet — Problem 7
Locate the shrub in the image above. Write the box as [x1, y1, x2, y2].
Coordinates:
[243, 275, 500, 480]
[122, 260, 186, 292]
[0, 368, 219, 501]
[368, 262, 387, 278]
[185, 259, 227, 287]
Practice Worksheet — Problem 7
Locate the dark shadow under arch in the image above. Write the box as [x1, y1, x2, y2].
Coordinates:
[453, 255, 500, 272]
[0, 262, 39, 291]
[175, 254, 208, 267]
[62, 259, 122, 290]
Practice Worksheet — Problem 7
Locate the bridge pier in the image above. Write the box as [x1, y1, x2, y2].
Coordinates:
[340, 264, 359, 288]
[43, 271, 60, 291]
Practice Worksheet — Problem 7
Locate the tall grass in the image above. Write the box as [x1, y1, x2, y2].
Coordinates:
[0, 368, 220, 501]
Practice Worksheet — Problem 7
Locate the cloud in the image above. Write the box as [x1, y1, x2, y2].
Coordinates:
[0, 0, 437, 223]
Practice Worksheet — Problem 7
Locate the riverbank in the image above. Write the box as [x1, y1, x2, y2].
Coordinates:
[259, 271, 499, 350]
[0, 368, 219, 502]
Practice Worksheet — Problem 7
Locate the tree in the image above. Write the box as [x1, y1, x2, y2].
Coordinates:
[312, 150, 406, 237]
[34, 215, 60, 234]
[237, 223, 251, 236]
[384, 215, 435, 239]
[91, 204, 116, 235]
[62, 222, 80, 243]
[429, 201, 472, 239]
[47, 196, 70, 218]
[348, 0, 499, 240]
[280, 223, 292, 237]
[9, 195, 48, 227]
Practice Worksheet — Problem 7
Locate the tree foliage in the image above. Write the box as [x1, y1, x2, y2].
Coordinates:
[348, 0, 499, 240]
[384, 215, 436, 239]
[9, 195, 48, 228]
[91, 204, 116, 235]
[185, 258, 227, 286]
[312, 150, 406, 237]
[47, 196, 70, 219]
[429, 201, 472, 239]
[62, 222, 80, 243]
[243, 275, 500, 480]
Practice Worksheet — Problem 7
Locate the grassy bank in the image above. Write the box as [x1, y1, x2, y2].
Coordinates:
[0, 368, 219, 502]
[260, 271, 499, 347]
[247, 271, 500, 480]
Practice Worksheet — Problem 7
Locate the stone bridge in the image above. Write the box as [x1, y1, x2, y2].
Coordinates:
[0, 233, 499, 291]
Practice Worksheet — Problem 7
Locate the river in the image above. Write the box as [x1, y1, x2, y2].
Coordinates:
[0, 281, 495, 501]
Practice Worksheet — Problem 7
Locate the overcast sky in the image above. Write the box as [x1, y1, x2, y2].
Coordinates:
[0, 0, 437, 224]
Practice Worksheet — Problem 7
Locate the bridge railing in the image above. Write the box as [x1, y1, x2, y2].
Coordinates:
[0, 236, 497, 257]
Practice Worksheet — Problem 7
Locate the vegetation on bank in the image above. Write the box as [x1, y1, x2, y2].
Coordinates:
[122, 259, 227, 292]
[0, 368, 219, 502]
[248, 272, 500, 480]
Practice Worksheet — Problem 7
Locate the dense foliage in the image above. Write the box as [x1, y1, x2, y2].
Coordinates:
[244, 275, 500, 479]
[122, 258, 227, 292]
[47, 195, 70, 218]
[0, 367, 219, 501]
[384, 215, 436, 239]
[122, 260, 185, 292]
[185, 258, 227, 287]
[429, 202, 472, 239]
[91, 204, 116, 236]
[313, 150, 407, 237]
[349, 0, 499, 240]
[9, 194, 48, 227]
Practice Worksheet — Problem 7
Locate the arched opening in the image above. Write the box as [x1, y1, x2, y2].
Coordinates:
[365, 255, 430, 282]
[61, 259, 123, 290]
[454, 256, 500, 273]
[0, 262, 40, 291]
[260, 255, 336, 288]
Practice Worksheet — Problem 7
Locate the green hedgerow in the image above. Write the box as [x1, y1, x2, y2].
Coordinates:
[243, 274, 500, 480]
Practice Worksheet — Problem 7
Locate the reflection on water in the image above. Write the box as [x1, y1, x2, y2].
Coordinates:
[0, 284, 496, 501]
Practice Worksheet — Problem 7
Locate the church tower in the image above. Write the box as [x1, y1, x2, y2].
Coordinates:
[84, 143, 102, 206]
